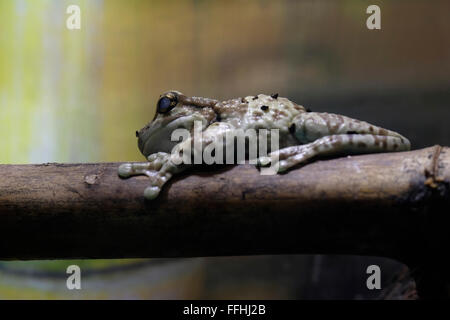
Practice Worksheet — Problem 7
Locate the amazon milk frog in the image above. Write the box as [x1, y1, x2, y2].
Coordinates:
[119, 91, 410, 200]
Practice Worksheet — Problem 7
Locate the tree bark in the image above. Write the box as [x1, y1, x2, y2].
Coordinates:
[0, 146, 448, 264]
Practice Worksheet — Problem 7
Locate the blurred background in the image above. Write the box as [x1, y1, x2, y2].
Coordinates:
[0, 0, 449, 299]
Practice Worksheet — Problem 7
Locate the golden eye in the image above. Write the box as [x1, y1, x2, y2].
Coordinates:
[157, 94, 178, 113]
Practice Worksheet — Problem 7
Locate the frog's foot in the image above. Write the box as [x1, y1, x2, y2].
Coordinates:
[142, 170, 173, 200]
[118, 152, 170, 178]
[118, 152, 180, 200]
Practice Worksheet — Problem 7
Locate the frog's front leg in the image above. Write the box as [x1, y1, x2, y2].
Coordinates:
[118, 152, 186, 200]
[258, 112, 410, 172]
[119, 121, 236, 200]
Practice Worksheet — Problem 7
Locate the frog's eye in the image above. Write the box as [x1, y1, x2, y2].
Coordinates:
[157, 95, 177, 114]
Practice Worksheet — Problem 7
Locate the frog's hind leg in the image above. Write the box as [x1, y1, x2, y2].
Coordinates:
[257, 111, 411, 172]
[258, 134, 410, 173]
[291, 112, 410, 145]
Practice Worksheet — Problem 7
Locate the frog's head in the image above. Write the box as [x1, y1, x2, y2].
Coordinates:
[136, 90, 218, 157]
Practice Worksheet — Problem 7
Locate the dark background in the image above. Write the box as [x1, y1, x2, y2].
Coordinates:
[0, 0, 448, 299]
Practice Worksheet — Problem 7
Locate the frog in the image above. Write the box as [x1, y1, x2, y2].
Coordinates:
[118, 90, 410, 200]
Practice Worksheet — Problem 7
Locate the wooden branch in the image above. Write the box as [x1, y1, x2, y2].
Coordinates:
[0, 146, 448, 263]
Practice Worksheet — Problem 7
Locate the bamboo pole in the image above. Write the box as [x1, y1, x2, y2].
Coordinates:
[0, 145, 448, 264]
[1, 145, 449, 298]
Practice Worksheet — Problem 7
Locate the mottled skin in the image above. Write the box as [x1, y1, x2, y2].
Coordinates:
[119, 90, 410, 200]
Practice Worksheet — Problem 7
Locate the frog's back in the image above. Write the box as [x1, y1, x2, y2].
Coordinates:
[214, 94, 305, 133]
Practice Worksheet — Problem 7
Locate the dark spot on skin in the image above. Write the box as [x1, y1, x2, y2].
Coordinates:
[135, 131, 139, 137]
[261, 105, 269, 111]
[271, 93, 278, 99]
[253, 111, 264, 117]
[347, 131, 357, 134]
[369, 126, 374, 132]
[379, 128, 388, 136]
[253, 96, 258, 100]
[238, 104, 248, 115]
[357, 142, 367, 148]
[241, 97, 246, 103]
[289, 123, 296, 133]
[374, 137, 381, 146]
[333, 138, 343, 148]
[279, 110, 288, 116]
[318, 114, 333, 132]
[272, 109, 282, 120]
[306, 108, 312, 112]
[394, 143, 398, 149]
[330, 121, 339, 133]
